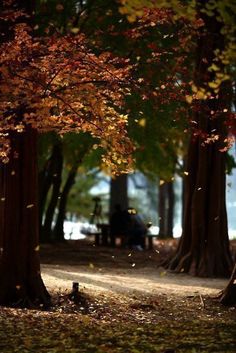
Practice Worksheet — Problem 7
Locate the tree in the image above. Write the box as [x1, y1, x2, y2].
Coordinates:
[0, 0, 133, 308]
[38, 131, 97, 242]
[167, 2, 234, 277]
[109, 174, 129, 216]
[52, 132, 97, 242]
[79, 0, 190, 236]
[121, 0, 236, 300]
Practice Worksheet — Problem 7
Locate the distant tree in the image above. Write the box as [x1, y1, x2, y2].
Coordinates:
[158, 181, 175, 239]
[109, 174, 129, 217]
[79, 0, 190, 236]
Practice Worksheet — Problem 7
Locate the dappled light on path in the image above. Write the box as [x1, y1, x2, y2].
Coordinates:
[42, 264, 228, 297]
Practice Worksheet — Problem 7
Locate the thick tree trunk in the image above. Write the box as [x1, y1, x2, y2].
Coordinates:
[167, 1, 233, 277]
[168, 133, 232, 276]
[0, 128, 51, 307]
[41, 143, 63, 243]
[109, 174, 129, 217]
[53, 166, 77, 242]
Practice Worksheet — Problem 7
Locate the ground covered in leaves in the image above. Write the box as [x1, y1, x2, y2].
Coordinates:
[0, 239, 236, 353]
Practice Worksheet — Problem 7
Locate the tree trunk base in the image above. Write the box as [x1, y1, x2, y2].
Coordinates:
[219, 285, 236, 306]
[0, 275, 51, 309]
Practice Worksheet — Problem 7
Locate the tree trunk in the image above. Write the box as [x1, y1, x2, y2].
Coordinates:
[219, 262, 236, 306]
[167, 1, 233, 277]
[109, 174, 129, 217]
[158, 182, 167, 238]
[41, 143, 63, 243]
[167, 182, 174, 238]
[181, 158, 187, 229]
[0, 128, 51, 307]
[158, 181, 174, 239]
[39, 143, 61, 230]
[53, 166, 77, 242]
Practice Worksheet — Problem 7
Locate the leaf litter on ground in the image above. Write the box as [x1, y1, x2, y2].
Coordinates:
[1, 239, 236, 352]
[0, 289, 235, 353]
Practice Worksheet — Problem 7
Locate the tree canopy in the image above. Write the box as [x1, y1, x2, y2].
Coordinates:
[0, 0, 134, 174]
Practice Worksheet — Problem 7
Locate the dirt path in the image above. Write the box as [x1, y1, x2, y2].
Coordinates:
[42, 263, 228, 297]
[41, 240, 228, 298]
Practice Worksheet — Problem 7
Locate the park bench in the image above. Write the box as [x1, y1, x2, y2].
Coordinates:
[87, 224, 157, 250]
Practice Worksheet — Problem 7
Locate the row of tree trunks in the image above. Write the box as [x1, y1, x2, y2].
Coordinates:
[39, 142, 79, 243]
[158, 181, 174, 238]
[40, 143, 63, 242]
[39, 143, 62, 230]
[0, 129, 51, 307]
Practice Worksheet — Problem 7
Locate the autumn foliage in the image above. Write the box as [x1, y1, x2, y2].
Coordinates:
[0, 3, 133, 173]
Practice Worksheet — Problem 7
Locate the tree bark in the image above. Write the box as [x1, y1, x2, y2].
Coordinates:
[167, 182, 174, 238]
[158, 181, 174, 239]
[109, 174, 129, 218]
[167, 1, 233, 277]
[0, 128, 51, 307]
[53, 166, 77, 242]
[219, 262, 236, 306]
[158, 182, 167, 238]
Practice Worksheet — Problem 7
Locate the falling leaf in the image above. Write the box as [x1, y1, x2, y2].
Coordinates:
[34, 245, 40, 251]
[159, 180, 165, 185]
[138, 118, 146, 127]
[186, 95, 193, 104]
[184, 171, 189, 176]
[26, 204, 34, 208]
[132, 263, 136, 267]
[70, 27, 79, 34]
[137, 78, 144, 83]
[89, 263, 94, 269]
